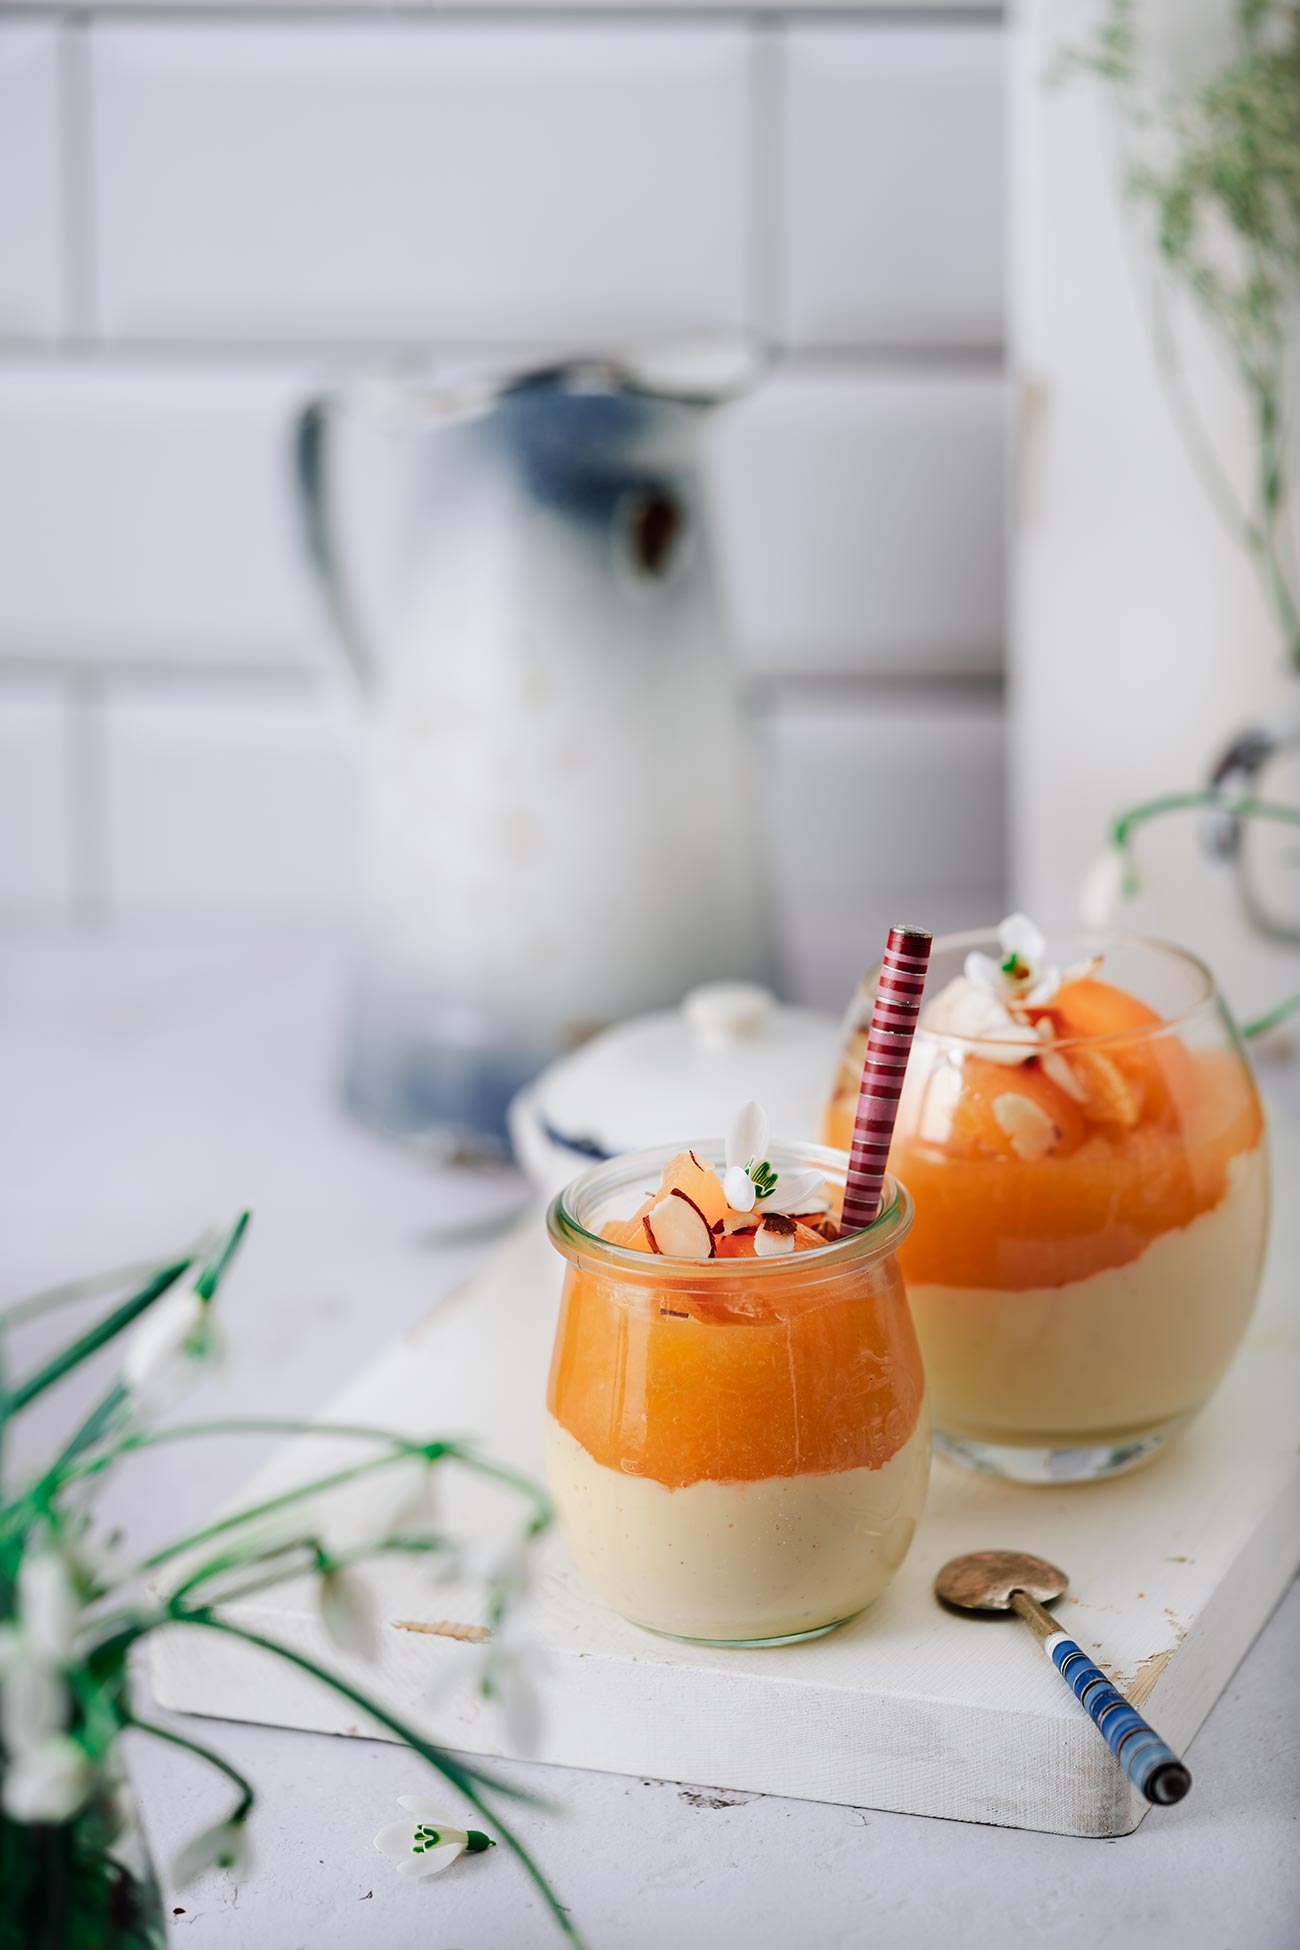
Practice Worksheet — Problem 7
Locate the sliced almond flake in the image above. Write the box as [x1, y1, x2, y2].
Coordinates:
[393, 1619, 490, 1644]
[645, 1192, 715, 1260]
[760, 1211, 796, 1235]
[1070, 1046, 1140, 1127]
[1039, 1047, 1087, 1103]
[992, 1094, 1060, 1161]
[754, 1216, 796, 1257]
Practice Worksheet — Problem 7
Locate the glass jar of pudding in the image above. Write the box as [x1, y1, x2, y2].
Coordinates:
[824, 931, 1270, 1482]
[545, 1143, 929, 1646]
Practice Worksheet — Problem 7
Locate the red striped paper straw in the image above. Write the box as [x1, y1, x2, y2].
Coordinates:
[839, 925, 933, 1234]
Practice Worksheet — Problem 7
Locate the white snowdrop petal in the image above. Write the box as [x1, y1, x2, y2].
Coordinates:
[726, 1100, 768, 1170]
[1080, 846, 1129, 926]
[18, 1549, 80, 1658]
[173, 1817, 248, 1887]
[722, 1165, 756, 1213]
[121, 1288, 222, 1414]
[396, 1797, 465, 1834]
[999, 913, 1045, 965]
[962, 952, 1003, 994]
[0, 1649, 67, 1751]
[3, 1736, 91, 1824]
[776, 1170, 824, 1212]
[319, 1567, 378, 1662]
[397, 1842, 464, 1879]
[374, 1821, 418, 1859]
[419, 1840, 465, 1872]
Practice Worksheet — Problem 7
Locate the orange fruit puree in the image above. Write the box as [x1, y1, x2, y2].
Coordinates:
[823, 976, 1263, 1292]
[548, 1153, 924, 1488]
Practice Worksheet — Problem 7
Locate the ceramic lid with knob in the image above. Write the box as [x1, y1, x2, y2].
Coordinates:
[507, 981, 843, 1194]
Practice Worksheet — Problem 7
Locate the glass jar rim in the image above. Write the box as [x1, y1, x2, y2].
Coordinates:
[547, 1139, 912, 1286]
[865, 927, 1219, 1055]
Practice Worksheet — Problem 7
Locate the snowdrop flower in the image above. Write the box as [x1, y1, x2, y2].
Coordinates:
[17, 1541, 80, 1660]
[373, 1797, 494, 1880]
[122, 1283, 220, 1409]
[721, 1102, 824, 1221]
[0, 1628, 68, 1754]
[2, 1734, 92, 1824]
[964, 913, 1065, 1008]
[1081, 843, 1133, 927]
[0, 1543, 81, 1788]
[484, 1611, 548, 1757]
[172, 1816, 250, 1887]
[921, 974, 1047, 1067]
[318, 1565, 378, 1662]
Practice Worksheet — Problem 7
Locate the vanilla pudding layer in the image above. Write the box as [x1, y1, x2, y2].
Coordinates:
[544, 1412, 930, 1642]
[910, 1145, 1269, 1446]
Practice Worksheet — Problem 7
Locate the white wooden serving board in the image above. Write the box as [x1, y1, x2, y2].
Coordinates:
[153, 1125, 1300, 1840]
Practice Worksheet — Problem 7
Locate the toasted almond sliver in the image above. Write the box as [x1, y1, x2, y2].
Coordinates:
[992, 1093, 1060, 1161]
[1069, 1047, 1140, 1127]
[646, 1192, 715, 1260]
[754, 1218, 796, 1257]
[1039, 1047, 1087, 1102]
[393, 1618, 490, 1643]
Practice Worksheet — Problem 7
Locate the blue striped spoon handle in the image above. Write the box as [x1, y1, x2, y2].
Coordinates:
[1011, 1591, 1191, 1805]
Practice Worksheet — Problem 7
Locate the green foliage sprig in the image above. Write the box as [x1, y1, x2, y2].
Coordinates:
[1065, 0, 1300, 666]
[0, 1219, 579, 1948]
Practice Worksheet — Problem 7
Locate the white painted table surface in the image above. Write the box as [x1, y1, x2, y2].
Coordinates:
[2, 930, 1297, 1950]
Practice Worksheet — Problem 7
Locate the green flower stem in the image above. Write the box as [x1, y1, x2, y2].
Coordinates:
[1109, 789, 1300, 1040]
[140, 1452, 419, 1575]
[1240, 989, 1300, 1039]
[55, 1383, 130, 1474]
[126, 1714, 256, 1823]
[166, 1535, 323, 1606]
[167, 1612, 583, 1945]
[7, 1258, 193, 1416]
[10, 1216, 252, 1505]
[0, 1254, 196, 1329]
[0, 1323, 9, 1509]
[1111, 789, 1300, 852]
[193, 1212, 251, 1303]
[65, 1419, 442, 1487]
[167, 1533, 451, 1615]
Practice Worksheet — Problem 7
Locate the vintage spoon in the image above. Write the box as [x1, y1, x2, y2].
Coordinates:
[935, 1549, 1192, 1806]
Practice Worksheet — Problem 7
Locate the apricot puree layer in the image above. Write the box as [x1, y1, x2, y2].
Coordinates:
[891, 1050, 1262, 1290]
[546, 1254, 925, 1490]
[824, 966, 1264, 1291]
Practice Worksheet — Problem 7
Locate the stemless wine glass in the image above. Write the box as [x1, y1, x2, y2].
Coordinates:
[544, 1142, 929, 1646]
[824, 931, 1270, 1483]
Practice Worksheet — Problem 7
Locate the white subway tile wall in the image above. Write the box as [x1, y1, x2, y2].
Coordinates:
[102, 687, 359, 917]
[709, 368, 1005, 677]
[0, 365, 315, 665]
[0, 4, 1008, 1008]
[90, 23, 751, 345]
[783, 24, 1004, 348]
[0, 683, 74, 918]
[764, 695, 1007, 1006]
[0, 26, 64, 339]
